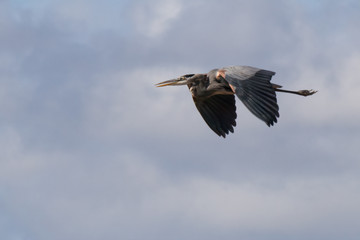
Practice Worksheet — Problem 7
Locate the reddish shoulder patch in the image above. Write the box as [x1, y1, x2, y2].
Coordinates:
[216, 69, 226, 79]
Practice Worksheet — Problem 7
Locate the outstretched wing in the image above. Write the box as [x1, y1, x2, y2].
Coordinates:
[193, 94, 237, 138]
[220, 66, 279, 126]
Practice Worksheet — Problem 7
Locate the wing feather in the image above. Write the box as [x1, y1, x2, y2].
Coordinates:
[221, 66, 279, 126]
[194, 94, 236, 138]
[201, 104, 225, 136]
[206, 101, 232, 133]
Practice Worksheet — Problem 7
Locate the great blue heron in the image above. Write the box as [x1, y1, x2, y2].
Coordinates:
[156, 66, 317, 137]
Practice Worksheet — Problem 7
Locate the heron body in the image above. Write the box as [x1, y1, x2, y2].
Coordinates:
[156, 66, 317, 137]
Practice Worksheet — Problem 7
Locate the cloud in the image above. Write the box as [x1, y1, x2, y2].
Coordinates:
[82, 65, 206, 140]
[132, 0, 183, 38]
[1, 134, 359, 239]
[1, 1, 360, 240]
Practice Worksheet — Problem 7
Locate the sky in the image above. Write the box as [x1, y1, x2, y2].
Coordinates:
[1, 0, 360, 239]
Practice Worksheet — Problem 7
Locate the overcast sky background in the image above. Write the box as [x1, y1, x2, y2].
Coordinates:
[1, 0, 360, 239]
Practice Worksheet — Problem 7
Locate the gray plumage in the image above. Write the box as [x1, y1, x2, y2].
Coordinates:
[223, 66, 279, 127]
[156, 65, 317, 137]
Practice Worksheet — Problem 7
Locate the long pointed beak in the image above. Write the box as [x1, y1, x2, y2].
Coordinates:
[155, 78, 188, 87]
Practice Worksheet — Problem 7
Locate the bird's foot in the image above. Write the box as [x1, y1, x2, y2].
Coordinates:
[298, 89, 318, 96]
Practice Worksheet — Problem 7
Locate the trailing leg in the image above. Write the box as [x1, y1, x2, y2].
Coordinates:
[272, 84, 317, 96]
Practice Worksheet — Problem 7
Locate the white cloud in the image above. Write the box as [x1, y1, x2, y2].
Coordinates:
[132, 0, 183, 38]
[296, 56, 360, 126]
[141, 175, 360, 234]
[1, 1, 360, 240]
[2, 139, 359, 239]
[82, 65, 206, 139]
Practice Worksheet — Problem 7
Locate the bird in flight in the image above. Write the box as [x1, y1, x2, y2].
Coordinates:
[156, 66, 317, 137]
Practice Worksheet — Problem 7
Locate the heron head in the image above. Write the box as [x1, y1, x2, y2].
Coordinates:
[155, 74, 195, 87]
